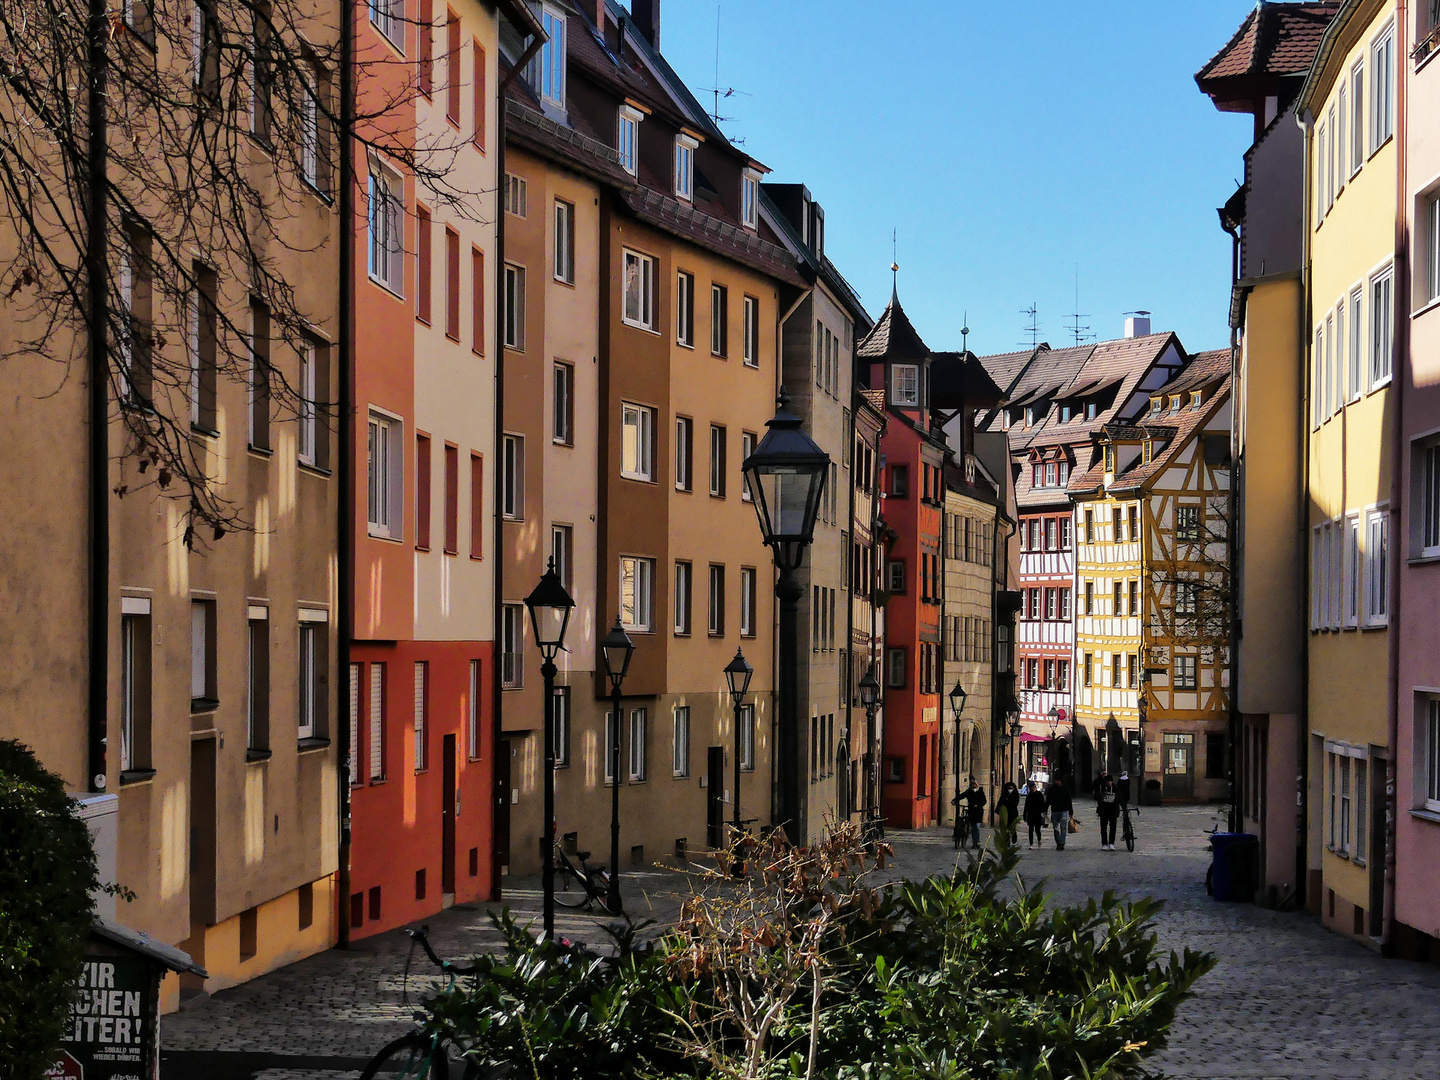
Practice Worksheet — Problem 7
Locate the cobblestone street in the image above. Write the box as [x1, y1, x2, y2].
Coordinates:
[161, 806, 1440, 1079]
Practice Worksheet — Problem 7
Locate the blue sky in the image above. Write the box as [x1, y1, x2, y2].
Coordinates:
[655, 0, 1259, 357]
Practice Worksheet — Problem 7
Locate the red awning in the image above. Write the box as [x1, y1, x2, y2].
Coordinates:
[1018, 733, 1050, 743]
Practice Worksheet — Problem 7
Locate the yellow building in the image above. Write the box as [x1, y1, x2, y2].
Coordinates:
[1297, 0, 1399, 943]
[1073, 354, 1233, 803]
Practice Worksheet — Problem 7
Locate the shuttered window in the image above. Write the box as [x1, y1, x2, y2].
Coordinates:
[413, 662, 427, 771]
[468, 660, 482, 759]
[348, 662, 361, 784]
[369, 662, 386, 780]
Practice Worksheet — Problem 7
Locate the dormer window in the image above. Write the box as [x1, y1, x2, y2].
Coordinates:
[1086, 401, 1098, 420]
[539, 4, 566, 107]
[1024, 407, 1035, 427]
[1143, 441, 1153, 464]
[1104, 444, 1115, 472]
[674, 135, 697, 202]
[812, 205, 825, 256]
[617, 105, 642, 175]
[742, 170, 760, 230]
[1060, 404, 1072, 422]
[891, 364, 919, 407]
[1150, 397, 1163, 415]
[1190, 390, 1204, 408]
[1169, 395, 1181, 413]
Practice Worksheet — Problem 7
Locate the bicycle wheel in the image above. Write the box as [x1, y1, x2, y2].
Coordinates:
[1125, 829, 1135, 852]
[359, 1032, 450, 1080]
[553, 861, 591, 909]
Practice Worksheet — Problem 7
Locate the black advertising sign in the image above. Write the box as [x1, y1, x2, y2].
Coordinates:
[48, 954, 157, 1080]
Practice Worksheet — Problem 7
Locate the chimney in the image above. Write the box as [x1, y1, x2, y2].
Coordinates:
[591, 0, 605, 33]
[631, 0, 659, 49]
[1123, 313, 1151, 338]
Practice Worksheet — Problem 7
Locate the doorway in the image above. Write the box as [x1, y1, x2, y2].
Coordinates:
[1163, 733, 1194, 800]
[706, 746, 724, 848]
[189, 739, 217, 928]
[494, 738, 512, 874]
[1368, 753, 1386, 937]
[442, 734, 457, 895]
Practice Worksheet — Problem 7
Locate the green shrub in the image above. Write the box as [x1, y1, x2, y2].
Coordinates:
[0, 739, 99, 1079]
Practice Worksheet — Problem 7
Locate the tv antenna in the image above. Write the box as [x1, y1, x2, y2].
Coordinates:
[1021, 303, 1041, 348]
[697, 4, 751, 131]
[961, 310, 970, 355]
[1064, 265, 1093, 347]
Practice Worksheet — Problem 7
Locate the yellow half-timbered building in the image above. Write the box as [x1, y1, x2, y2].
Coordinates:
[1073, 352, 1233, 803]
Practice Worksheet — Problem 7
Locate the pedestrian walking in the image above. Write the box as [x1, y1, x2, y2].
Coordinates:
[1117, 771, 1131, 809]
[1023, 781, 1047, 849]
[997, 781, 1020, 842]
[954, 776, 987, 850]
[1096, 773, 1120, 850]
[1046, 778, 1074, 850]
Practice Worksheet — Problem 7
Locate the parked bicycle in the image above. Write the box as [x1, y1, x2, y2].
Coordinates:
[359, 927, 475, 1079]
[552, 839, 612, 911]
[1120, 805, 1138, 852]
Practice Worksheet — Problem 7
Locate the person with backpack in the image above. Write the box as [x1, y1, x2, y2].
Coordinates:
[1046, 777, 1074, 850]
[1096, 773, 1121, 850]
[1023, 781, 1047, 849]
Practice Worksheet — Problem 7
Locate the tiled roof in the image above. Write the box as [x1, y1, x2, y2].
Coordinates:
[858, 387, 887, 413]
[1195, 3, 1339, 87]
[930, 351, 1005, 408]
[1152, 349, 1231, 396]
[974, 347, 1041, 396]
[503, 96, 637, 189]
[857, 288, 931, 362]
[619, 188, 805, 286]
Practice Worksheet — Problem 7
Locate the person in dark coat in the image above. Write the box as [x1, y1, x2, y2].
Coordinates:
[1046, 778, 1074, 850]
[1095, 773, 1121, 850]
[1117, 772, 1132, 808]
[954, 777, 987, 850]
[1023, 782, 1047, 849]
[996, 781, 1020, 841]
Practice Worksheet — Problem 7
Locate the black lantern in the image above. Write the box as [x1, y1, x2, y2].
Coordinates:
[524, 557, 574, 662]
[858, 666, 880, 709]
[948, 681, 967, 723]
[1009, 715, 1023, 741]
[724, 648, 754, 708]
[742, 389, 831, 573]
[1047, 705, 1060, 740]
[601, 616, 635, 693]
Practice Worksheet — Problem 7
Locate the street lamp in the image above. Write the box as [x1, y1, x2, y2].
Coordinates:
[858, 664, 881, 836]
[524, 556, 574, 941]
[600, 616, 634, 915]
[948, 680, 967, 812]
[742, 389, 830, 844]
[724, 649, 754, 836]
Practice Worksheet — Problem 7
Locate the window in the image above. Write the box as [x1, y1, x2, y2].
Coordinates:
[1083, 652, 1093, 687]
[444, 227, 460, 339]
[673, 706, 690, 777]
[118, 225, 154, 405]
[740, 567, 756, 637]
[1350, 59, 1366, 174]
[623, 249, 656, 330]
[677, 271, 695, 346]
[552, 685, 570, 767]
[119, 604, 152, 773]
[553, 199, 574, 284]
[1348, 287, 1364, 401]
[552, 361, 574, 445]
[367, 411, 403, 537]
[1128, 580, 1138, 619]
[503, 173, 527, 217]
[551, 524, 572, 590]
[1371, 24, 1394, 153]
[708, 565, 726, 636]
[887, 560, 905, 594]
[192, 1, 221, 98]
[501, 604, 523, 687]
[247, 300, 272, 450]
[1423, 698, 1440, 811]
[674, 135, 696, 201]
[444, 10, 460, 123]
[1355, 757, 1369, 861]
[1176, 580, 1198, 616]
[368, 662, 386, 780]
[468, 659, 482, 758]
[1420, 441, 1440, 557]
[348, 663, 361, 783]
[187, 266, 218, 431]
[443, 443, 459, 554]
[891, 364, 919, 406]
[539, 3, 565, 106]
[1128, 505, 1139, 542]
[414, 206, 433, 324]
[1084, 509, 1094, 543]
[368, 161, 404, 292]
[1044, 588, 1057, 621]
[246, 613, 271, 752]
[604, 710, 618, 783]
[739, 705, 755, 770]
[369, 0, 404, 49]
[675, 416, 693, 490]
[1177, 505, 1200, 542]
[617, 106, 641, 175]
[743, 295, 760, 367]
[503, 264, 525, 349]
[891, 464, 909, 498]
[1338, 754, 1352, 854]
[1427, 194, 1440, 304]
[1365, 506, 1389, 625]
[628, 708, 648, 781]
[1058, 659, 1070, 692]
[711, 284, 729, 356]
[501, 433, 524, 519]
[742, 170, 760, 230]
[412, 661, 427, 770]
[622, 403, 656, 482]
[709, 424, 727, 497]
[620, 556, 655, 632]
[1174, 654, 1198, 691]
[1312, 323, 1324, 428]
[1084, 580, 1094, 615]
[887, 647, 906, 688]
[1344, 512, 1361, 627]
[674, 561, 692, 634]
[472, 42, 486, 149]
[741, 431, 756, 502]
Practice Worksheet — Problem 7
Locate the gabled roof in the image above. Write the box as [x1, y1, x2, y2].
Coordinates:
[1152, 348, 1231, 396]
[930, 351, 1005, 409]
[857, 287, 930, 362]
[1195, 2, 1340, 91]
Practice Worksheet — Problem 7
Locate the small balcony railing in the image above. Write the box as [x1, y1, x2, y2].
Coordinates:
[1414, 25, 1440, 66]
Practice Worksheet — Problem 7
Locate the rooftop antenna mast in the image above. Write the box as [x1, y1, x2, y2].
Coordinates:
[697, 4, 751, 135]
[1064, 264, 1093, 347]
[961, 310, 970, 355]
[1021, 303, 1040, 349]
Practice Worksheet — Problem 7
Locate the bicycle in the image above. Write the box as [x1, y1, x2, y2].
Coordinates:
[359, 927, 477, 1080]
[1120, 805, 1138, 852]
[552, 839, 612, 911]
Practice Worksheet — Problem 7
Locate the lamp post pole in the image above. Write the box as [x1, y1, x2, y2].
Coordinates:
[725, 649, 755, 836]
[600, 618, 635, 916]
[525, 558, 575, 942]
[859, 665, 880, 841]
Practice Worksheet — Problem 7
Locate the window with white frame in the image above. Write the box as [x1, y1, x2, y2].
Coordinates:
[1311, 525, 1323, 630]
[553, 361, 573, 445]
[1335, 302, 1346, 410]
[891, 364, 919, 407]
[367, 662, 388, 780]
[621, 403, 655, 481]
[551, 523, 573, 591]
[1371, 267, 1393, 387]
[672, 705, 690, 777]
[1338, 751, 1352, 853]
[742, 295, 759, 366]
[297, 617, 325, 741]
[674, 135, 696, 201]
[708, 564, 725, 636]
[628, 707, 647, 781]
[1370, 23, 1394, 154]
[468, 659, 482, 758]
[1350, 58, 1366, 174]
[675, 416, 693, 491]
[1349, 286, 1364, 401]
[504, 263, 525, 349]
[740, 431, 755, 501]
[709, 424, 726, 497]
[1174, 654, 1197, 690]
[617, 106, 641, 175]
[119, 602, 151, 772]
[368, 161, 404, 292]
[741, 170, 759, 230]
[620, 556, 655, 632]
[1337, 83, 1347, 193]
[501, 604, 524, 687]
[740, 566, 756, 636]
[553, 199, 574, 284]
[1312, 324, 1324, 429]
[412, 660, 427, 770]
[501, 433, 524, 519]
[504, 173, 528, 217]
[738, 704, 755, 770]
[1365, 506, 1389, 625]
[538, 4, 565, 106]
[551, 684, 570, 766]
[369, 0, 404, 50]
[1419, 440, 1440, 557]
[367, 411, 403, 537]
[298, 340, 318, 466]
[1422, 696, 1440, 812]
[347, 662, 360, 783]
[677, 270, 695, 347]
[604, 709, 617, 783]
[622, 249, 656, 330]
[711, 284, 728, 355]
[1426, 192, 1440, 304]
[674, 560, 692, 634]
[1344, 512, 1361, 628]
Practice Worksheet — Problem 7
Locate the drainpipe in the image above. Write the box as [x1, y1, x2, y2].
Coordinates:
[85, 0, 109, 794]
[1382, 0, 1409, 954]
[845, 387, 856, 821]
[336, 0, 356, 948]
[1294, 100, 1314, 908]
[1219, 214, 1242, 836]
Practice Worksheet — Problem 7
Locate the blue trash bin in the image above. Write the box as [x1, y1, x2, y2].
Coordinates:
[1209, 832, 1257, 902]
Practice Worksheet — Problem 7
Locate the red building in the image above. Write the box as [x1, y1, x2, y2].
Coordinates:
[859, 288, 948, 828]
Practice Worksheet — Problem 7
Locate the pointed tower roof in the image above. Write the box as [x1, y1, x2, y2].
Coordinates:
[857, 283, 931, 362]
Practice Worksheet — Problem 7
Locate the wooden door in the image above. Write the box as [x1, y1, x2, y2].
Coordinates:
[706, 747, 724, 848]
[494, 738, 511, 873]
[442, 734, 457, 894]
[1162, 734, 1194, 800]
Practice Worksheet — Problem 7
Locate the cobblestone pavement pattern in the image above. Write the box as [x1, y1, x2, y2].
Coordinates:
[161, 805, 1440, 1079]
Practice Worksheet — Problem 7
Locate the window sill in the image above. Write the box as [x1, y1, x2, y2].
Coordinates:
[1409, 807, 1440, 825]
[674, 630, 691, 638]
[1418, 43, 1440, 74]
[367, 274, 405, 300]
[297, 737, 330, 753]
[621, 474, 657, 485]
[1368, 375, 1393, 395]
[119, 768, 156, 787]
[248, 444, 273, 458]
[621, 320, 659, 336]
[743, 360, 759, 369]
[552, 438, 574, 448]
[553, 275, 576, 289]
[246, 749, 273, 763]
[297, 461, 331, 478]
[1412, 295, 1440, 321]
[501, 684, 524, 692]
[368, 778, 389, 786]
[191, 423, 220, 439]
[190, 699, 219, 715]
[367, 529, 404, 543]
[1408, 553, 1440, 566]
[677, 340, 695, 351]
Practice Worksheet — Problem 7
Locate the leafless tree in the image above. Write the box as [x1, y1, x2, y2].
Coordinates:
[1147, 494, 1231, 670]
